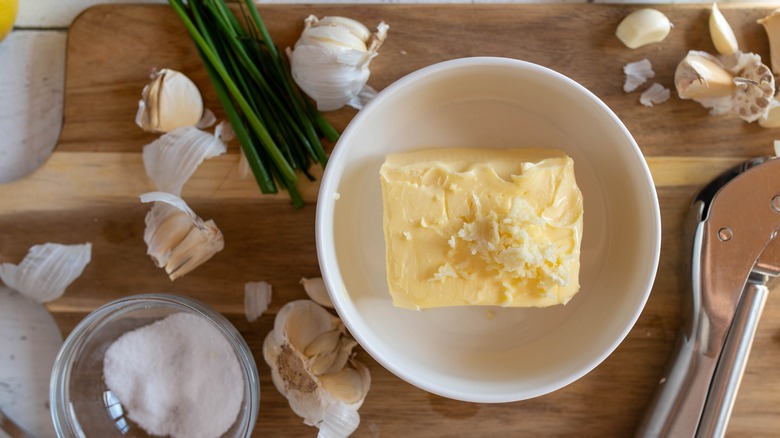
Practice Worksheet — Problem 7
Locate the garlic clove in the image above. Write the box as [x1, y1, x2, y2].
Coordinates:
[319, 368, 364, 405]
[758, 9, 780, 75]
[140, 192, 224, 281]
[675, 51, 735, 99]
[316, 16, 371, 42]
[302, 26, 368, 52]
[301, 277, 334, 308]
[136, 69, 205, 134]
[244, 281, 272, 322]
[710, 3, 738, 55]
[0, 243, 91, 303]
[640, 83, 671, 107]
[623, 59, 655, 93]
[616, 9, 672, 49]
[304, 330, 342, 358]
[143, 126, 227, 197]
[310, 351, 340, 376]
[759, 98, 780, 128]
[317, 403, 360, 438]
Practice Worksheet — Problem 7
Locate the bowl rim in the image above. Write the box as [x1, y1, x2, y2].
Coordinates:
[49, 293, 260, 437]
[315, 56, 662, 403]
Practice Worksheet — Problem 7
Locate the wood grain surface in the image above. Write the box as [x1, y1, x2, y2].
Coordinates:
[2, 3, 780, 436]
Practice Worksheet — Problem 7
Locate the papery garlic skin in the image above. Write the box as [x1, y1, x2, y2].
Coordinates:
[710, 3, 738, 56]
[623, 59, 655, 93]
[0, 243, 91, 303]
[140, 192, 224, 281]
[675, 50, 774, 123]
[135, 69, 205, 133]
[143, 126, 227, 196]
[640, 83, 671, 107]
[245, 281, 272, 322]
[616, 9, 672, 49]
[263, 300, 370, 435]
[290, 15, 389, 111]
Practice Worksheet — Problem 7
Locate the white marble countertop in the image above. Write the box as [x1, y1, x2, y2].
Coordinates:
[2, 0, 756, 184]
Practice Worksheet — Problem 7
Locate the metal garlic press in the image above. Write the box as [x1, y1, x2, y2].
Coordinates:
[636, 157, 780, 437]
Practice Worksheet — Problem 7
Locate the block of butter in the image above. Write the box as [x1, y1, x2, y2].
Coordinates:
[379, 148, 583, 310]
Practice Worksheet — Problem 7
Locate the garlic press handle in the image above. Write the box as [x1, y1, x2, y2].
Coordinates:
[697, 279, 768, 438]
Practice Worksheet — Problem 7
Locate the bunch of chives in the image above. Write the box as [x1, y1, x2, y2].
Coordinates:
[168, 0, 339, 208]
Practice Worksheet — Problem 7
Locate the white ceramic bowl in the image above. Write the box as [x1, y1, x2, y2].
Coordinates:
[316, 57, 661, 403]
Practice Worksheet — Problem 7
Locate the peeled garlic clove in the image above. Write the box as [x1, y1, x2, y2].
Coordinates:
[758, 9, 780, 75]
[244, 281, 272, 322]
[143, 126, 227, 196]
[675, 51, 735, 99]
[623, 59, 655, 93]
[136, 69, 205, 133]
[640, 83, 671, 107]
[263, 300, 370, 432]
[759, 99, 780, 128]
[616, 9, 672, 49]
[301, 277, 334, 308]
[290, 16, 389, 111]
[0, 243, 91, 303]
[140, 192, 224, 281]
[710, 3, 738, 55]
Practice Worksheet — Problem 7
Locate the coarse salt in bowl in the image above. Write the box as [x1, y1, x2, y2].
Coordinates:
[50, 294, 260, 437]
[315, 57, 661, 402]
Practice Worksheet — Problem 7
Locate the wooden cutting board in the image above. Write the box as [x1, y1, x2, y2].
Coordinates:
[2, 3, 780, 436]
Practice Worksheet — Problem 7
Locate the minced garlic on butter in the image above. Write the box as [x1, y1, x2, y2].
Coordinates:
[379, 148, 583, 310]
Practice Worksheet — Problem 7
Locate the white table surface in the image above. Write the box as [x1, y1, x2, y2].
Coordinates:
[0, 0, 762, 184]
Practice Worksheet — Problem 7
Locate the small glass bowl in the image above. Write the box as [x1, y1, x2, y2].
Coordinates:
[50, 294, 260, 437]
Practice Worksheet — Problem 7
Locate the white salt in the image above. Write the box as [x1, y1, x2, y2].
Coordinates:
[103, 313, 243, 438]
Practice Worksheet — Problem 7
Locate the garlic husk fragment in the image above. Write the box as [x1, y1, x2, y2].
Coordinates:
[759, 99, 780, 128]
[710, 3, 738, 55]
[0, 243, 91, 303]
[263, 300, 370, 435]
[616, 9, 672, 49]
[140, 192, 224, 281]
[143, 126, 227, 196]
[244, 281, 272, 322]
[135, 69, 206, 133]
[640, 83, 671, 107]
[301, 277, 334, 308]
[674, 50, 774, 123]
[774, 140, 780, 156]
[290, 15, 389, 111]
[623, 59, 655, 93]
[758, 9, 780, 75]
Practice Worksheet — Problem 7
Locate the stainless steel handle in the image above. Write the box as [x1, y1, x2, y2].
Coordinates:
[696, 279, 768, 438]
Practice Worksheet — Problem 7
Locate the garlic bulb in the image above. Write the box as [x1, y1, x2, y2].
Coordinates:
[301, 277, 333, 308]
[135, 69, 209, 133]
[263, 300, 370, 436]
[245, 281, 272, 322]
[140, 192, 224, 281]
[710, 3, 738, 55]
[0, 243, 92, 303]
[758, 9, 780, 75]
[615, 9, 672, 49]
[290, 15, 389, 111]
[143, 125, 228, 196]
[623, 59, 655, 93]
[675, 50, 774, 123]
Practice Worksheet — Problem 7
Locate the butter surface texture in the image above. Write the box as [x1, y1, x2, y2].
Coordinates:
[380, 148, 583, 310]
